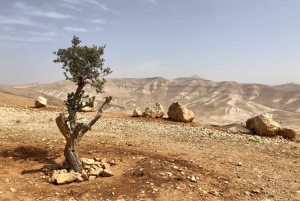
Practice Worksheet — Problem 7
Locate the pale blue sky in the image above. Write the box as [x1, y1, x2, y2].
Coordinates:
[0, 0, 299, 85]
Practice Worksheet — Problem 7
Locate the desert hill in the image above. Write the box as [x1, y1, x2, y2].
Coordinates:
[5, 76, 300, 122]
[0, 85, 64, 107]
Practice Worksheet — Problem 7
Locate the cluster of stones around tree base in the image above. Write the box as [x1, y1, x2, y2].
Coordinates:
[43, 157, 115, 185]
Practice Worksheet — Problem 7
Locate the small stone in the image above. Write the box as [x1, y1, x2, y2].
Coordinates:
[188, 176, 197, 182]
[81, 170, 89, 180]
[129, 180, 136, 184]
[90, 167, 104, 176]
[83, 164, 91, 170]
[88, 176, 96, 181]
[237, 162, 242, 166]
[109, 160, 117, 166]
[10, 188, 16, 193]
[75, 175, 84, 182]
[101, 169, 113, 177]
[94, 157, 101, 161]
[56, 173, 76, 184]
[92, 162, 101, 169]
[101, 162, 110, 169]
[209, 189, 219, 196]
[51, 171, 59, 183]
[166, 172, 173, 177]
[244, 191, 250, 196]
[251, 189, 260, 194]
[0, 191, 3, 194]
[199, 187, 207, 195]
[81, 158, 95, 165]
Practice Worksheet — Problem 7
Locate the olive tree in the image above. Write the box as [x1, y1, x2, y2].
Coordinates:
[53, 36, 112, 172]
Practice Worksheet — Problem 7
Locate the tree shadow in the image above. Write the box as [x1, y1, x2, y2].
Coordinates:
[0, 146, 62, 175]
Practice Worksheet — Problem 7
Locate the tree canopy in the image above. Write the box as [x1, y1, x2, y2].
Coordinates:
[53, 36, 112, 121]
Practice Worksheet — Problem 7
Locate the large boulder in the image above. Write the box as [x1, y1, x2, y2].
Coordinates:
[167, 101, 195, 122]
[133, 107, 143, 117]
[278, 128, 297, 139]
[35, 96, 47, 108]
[142, 103, 164, 118]
[246, 113, 281, 136]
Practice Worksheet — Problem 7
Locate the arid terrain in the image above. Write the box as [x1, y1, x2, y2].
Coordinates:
[1, 77, 300, 201]
[8, 76, 300, 131]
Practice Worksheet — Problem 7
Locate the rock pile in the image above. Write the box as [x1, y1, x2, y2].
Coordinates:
[43, 157, 115, 185]
[246, 113, 297, 139]
[133, 103, 164, 118]
[167, 101, 195, 122]
[35, 96, 47, 108]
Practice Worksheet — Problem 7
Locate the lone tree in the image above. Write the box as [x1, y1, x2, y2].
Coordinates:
[53, 36, 112, 172]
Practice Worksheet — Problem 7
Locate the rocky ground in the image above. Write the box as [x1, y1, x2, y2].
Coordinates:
[0, 105, 300, 201]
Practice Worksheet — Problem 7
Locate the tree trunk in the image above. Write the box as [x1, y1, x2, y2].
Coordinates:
[55, 97, 112, 173]
[56, 114, 82, 172]
[64, 137, 82, 172]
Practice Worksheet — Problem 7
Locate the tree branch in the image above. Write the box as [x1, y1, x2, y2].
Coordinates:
[77, 96, 112, 142]
[74, 123, 91, 138]
[55, 113, 71, 141]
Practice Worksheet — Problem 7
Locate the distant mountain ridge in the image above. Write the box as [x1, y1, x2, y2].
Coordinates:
[10, 76, 300, 121]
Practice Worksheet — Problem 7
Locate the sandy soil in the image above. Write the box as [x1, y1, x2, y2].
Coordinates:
[0, 96, 300, 201]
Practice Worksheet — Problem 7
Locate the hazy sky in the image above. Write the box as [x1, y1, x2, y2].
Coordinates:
[0, 0, 299, 85]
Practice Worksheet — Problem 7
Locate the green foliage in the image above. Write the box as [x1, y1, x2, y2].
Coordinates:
[53, 36, 112, 121]
[65, 90, 95, 119]
[53, 36, 112, 92]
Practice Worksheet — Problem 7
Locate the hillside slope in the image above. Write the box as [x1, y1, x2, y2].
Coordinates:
[4, 76, 300, 121]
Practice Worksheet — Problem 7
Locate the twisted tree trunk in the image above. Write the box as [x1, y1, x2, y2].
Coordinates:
[55, 96, 112, 172]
